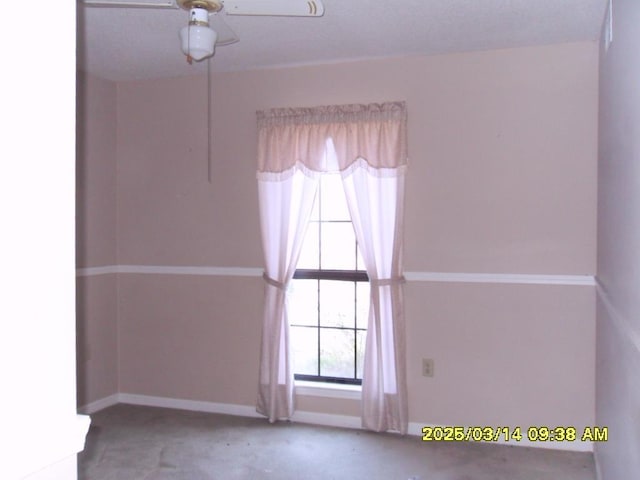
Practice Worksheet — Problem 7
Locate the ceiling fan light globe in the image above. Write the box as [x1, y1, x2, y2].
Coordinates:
[179, 25, 217, 61]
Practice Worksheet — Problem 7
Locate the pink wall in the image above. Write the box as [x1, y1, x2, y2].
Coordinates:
[116, 74, 262, 267]
[78, 42, 598, 437]
[76, 72, 117, 268]
[76, 72, 119, 406]
[596, 0, 640, 477]
[76, 275, 118, 405]
[117, 275, 263, 406]
[407, 283, 594, 428]
[115, 44, 597, 273]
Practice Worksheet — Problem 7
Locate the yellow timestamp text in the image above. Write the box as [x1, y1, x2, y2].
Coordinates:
[421, 426, 608, 443]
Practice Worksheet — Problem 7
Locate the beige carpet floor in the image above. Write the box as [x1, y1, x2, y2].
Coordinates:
[78, 404, 596, 480]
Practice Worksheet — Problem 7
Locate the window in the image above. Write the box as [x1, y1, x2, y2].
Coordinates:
[256, 101, 407, 430]
[289, 173, 369, 385]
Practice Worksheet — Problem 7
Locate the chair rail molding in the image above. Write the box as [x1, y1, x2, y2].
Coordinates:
[77, 265, 595, 286]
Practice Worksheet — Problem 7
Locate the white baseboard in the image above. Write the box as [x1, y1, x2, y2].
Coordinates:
[78, 393, 261, 418]
[79, 393, 591, 452]
[118, 393, 262, 418]
[291, 410, 363, 430]
[78, 394, 120, 415]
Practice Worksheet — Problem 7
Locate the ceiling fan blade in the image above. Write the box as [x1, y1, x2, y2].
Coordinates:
[80, 0, 178, 8]
[222, 0, 324, 17]
[210, 13, 240, 46]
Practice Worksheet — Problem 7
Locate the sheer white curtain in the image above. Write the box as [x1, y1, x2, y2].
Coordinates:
[341, 162, 407, 433]
[256, 102, 408, 432]
[256, 166, 319, 422]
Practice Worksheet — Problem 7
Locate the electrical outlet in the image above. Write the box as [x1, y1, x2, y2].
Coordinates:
[422, 358, 434, 377]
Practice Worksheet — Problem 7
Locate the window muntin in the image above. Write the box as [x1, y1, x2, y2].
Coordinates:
[290, 174, 369, 385]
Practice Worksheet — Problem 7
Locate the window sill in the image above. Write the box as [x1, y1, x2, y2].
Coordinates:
[294, 380, 362, 400]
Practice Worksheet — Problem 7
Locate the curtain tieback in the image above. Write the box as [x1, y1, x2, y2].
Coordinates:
[262, 273, 289, 291]
[370, 276, 406, 287]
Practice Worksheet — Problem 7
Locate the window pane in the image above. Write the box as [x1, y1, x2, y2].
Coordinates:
[289, 279, 318, 326]
[291, 171, 369, 383]
[297, 222, 319, 269]
[319, 280, 354, 328]
[291, 326, 318, 376]
[356, 282, 370, 329]
[321, 222, 356, 270]
[320, 328, 355, 378]
[320, 174, 350, 221]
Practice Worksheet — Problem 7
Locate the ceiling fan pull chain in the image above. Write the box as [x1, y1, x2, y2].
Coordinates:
[186, 20, 192, 63]
[207, 56, 212, 183]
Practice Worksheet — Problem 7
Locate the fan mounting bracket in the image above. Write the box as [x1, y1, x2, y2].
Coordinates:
[177, 0, 222, 12]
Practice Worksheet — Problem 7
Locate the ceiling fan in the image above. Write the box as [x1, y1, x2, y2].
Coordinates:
[80, 0, 325, 63]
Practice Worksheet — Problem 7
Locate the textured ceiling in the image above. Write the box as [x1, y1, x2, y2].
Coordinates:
[77, 0, 608, 81]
